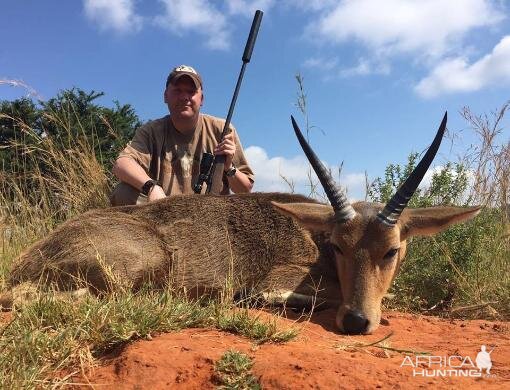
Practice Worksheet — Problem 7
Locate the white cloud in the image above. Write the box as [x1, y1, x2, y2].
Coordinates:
[83, 0, 142, 33]
[245, 146, 310, 192]
[284, 0, 338, 12]
[83, 0, 272, 49]
[338, 57, 391, 77]
[303, 56, 390, 79]
[339, 58, 372, 77]
[226, 0, 275, 17]
[155, 0, 230, 50]
[298, 0, 507, 85]
[303, 56, 339, 71]
[415, 35, 510, 98]
[341, 172, 367, 201]
[310, 0, 504, 60]
[245, 146, 366, 200]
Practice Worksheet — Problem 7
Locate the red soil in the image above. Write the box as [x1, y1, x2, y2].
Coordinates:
[77, 309, 510, 389]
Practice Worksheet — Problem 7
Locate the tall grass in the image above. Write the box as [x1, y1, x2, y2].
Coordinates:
[0, 111, 111, 288]
[461, 102, 510, 210]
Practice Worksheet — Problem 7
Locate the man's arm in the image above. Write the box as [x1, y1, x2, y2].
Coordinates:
[112, 157, 166, 201]
[214, 132, 253, 193]
[225, 168, 254, 193]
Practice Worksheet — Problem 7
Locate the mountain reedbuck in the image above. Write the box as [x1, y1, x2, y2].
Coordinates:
[7, 113, 480, 334]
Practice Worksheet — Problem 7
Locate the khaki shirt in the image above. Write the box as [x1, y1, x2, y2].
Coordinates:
[118, 114, 255, 195]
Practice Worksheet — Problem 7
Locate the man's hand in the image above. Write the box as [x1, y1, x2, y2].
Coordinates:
[212, 131, 252, 194]
[214, 132, 236, 169]
[148, 185, 166, 202]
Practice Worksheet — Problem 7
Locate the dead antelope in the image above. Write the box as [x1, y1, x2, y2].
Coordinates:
[6, 113, 480, 334]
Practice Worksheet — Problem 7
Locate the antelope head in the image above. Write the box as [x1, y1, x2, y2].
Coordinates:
[272, 114, 481, 334]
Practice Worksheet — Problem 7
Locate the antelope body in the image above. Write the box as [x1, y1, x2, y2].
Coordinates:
[7, 114, 480, 334]
[10, 193, 337, 300]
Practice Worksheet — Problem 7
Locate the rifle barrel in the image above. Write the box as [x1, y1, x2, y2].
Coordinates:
[206, 10, 263, 194]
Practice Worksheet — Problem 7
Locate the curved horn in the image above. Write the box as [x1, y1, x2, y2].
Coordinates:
[291, 115, 356, 223]
[377, 112, 448, 226]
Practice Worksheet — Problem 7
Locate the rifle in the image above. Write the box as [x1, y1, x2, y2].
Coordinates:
[193, 10, 263, 194]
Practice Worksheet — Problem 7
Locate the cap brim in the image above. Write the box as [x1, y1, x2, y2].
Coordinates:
[171, 73, 201, 89]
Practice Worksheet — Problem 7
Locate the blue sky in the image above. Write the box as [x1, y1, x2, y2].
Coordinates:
[1, 0, 509, 199]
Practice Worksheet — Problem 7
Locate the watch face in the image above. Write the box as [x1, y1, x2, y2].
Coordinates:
[226, 167, 236, 177]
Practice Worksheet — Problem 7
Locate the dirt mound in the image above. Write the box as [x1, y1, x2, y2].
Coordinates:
[80, 310, 509, 389]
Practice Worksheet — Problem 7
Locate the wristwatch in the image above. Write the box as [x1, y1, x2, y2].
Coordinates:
[225, 165, 237, 177]
[141, 179, 158, 196]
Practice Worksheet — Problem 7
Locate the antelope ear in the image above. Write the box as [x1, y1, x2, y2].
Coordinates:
[401, 206, 482, 239]
[271, 202, 336, 232]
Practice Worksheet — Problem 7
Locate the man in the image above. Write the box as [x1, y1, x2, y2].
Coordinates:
[111, 65, 254, 206]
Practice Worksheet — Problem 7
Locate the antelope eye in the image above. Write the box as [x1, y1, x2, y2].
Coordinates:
[332, 244, 344, 255]
[383, 248, 399, 260]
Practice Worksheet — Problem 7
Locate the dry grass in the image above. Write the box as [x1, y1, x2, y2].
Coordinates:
[461, 102, 510, 212]
[0, 111, 111, 288]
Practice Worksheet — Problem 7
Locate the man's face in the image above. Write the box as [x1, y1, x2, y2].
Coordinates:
[164, 76, 203, 121]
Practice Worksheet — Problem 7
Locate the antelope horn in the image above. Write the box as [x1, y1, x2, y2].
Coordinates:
[291, 115, 356, 223]
[377, 112, 448, 226]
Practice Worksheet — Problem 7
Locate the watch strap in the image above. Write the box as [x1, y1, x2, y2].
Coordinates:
[141, 179, 158, 196]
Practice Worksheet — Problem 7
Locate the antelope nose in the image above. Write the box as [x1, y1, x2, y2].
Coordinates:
[343, 310, 369, 334]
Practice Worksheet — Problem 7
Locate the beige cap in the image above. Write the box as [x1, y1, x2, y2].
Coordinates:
[166, 65, 202, 89]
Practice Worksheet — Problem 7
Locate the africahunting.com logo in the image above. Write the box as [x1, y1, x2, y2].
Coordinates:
[401, 345, 495, 378]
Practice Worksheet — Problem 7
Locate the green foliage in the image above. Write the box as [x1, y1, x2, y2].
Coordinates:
[423, 162, 470, 207]
[214, 350, 260, 390]
[40, 89, 140, 169]
[215, 307, 298, 344]
[368, 153, 470, 207]
[0, 88, 140, 174]
[389, 208, 508, 313]
[0, 98, 40, 173]
[368, 153, 420, 204]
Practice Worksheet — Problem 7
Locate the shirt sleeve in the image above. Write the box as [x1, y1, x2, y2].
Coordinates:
[117, 123, 152, 172]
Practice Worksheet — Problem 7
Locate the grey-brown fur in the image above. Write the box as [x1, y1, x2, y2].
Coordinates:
[10, 192, 339, 302]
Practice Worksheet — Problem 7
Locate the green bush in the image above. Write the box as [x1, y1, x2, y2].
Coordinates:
[368, 154, 470, 207]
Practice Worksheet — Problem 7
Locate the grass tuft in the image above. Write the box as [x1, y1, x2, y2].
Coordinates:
[214, 350, 261, 390]
[215, 306, 298, 344]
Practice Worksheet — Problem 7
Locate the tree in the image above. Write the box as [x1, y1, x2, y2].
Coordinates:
[0, 88, 141, 173]
[0, 98, 41, 173]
